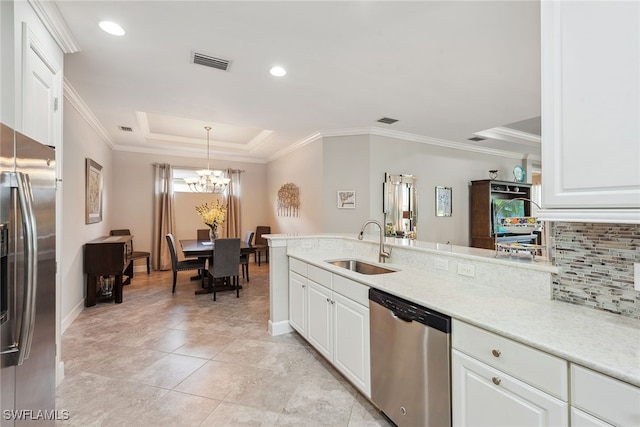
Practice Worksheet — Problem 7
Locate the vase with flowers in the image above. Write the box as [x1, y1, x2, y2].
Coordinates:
[195, 199, 227, 242]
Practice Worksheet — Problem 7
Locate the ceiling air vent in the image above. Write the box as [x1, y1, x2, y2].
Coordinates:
[377, 117, 398, 125]
[468, 136, 486, 142]
[118, 126, 133, 132]
[192, 51, 231, 71]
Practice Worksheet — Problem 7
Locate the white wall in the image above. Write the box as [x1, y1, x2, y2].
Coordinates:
[266, 140, 323, 234]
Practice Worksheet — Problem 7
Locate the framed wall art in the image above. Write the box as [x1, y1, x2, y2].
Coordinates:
[85, 158, 103, 224]
[435, 186, 452, 217]
[337, 190, 356, 209]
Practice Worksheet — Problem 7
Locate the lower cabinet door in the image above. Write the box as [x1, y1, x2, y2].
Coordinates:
[307, 280, 333, 361]
[333, 292, 370, 397]
[452, 350, 568, 427]
[571, 408, 614, 427]
[288, 271, 307, 336]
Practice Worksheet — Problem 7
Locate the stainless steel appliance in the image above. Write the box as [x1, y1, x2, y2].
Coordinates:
[0, 123, 56, 425]
[369, 288, 451, 426]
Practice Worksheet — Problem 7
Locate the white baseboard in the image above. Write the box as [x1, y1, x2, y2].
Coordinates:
[56, 361, 65, 386]
[269, 320, 293, 336]
[61, 298, 84, 333]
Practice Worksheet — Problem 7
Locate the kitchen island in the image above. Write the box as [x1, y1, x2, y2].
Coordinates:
[265, 233, 640, 425]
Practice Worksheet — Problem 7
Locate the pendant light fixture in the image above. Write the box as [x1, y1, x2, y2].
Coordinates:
[184, 126, 230, 193]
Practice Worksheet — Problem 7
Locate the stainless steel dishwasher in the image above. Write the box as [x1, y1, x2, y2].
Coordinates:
[369, 288, 451, 427]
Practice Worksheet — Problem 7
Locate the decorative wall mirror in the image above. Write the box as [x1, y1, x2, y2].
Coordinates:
[383, 173, 417, 238]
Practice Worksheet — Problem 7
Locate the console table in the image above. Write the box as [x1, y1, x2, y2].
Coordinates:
[84, 235, 134, 306]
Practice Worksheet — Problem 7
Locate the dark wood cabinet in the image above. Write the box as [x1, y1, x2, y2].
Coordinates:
[470, 180, 533, 250]
[84, 235, 133, 306]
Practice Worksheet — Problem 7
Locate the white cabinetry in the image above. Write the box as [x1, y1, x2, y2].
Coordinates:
[452, 320, 568, 426]
[288, 257, 371, 397]
[570, 364, 640, 427]
[288, 271, 307, 336]
[540, 1, 640, 222]
[307, 279, 333, 360]
[288, 258, 308, 336]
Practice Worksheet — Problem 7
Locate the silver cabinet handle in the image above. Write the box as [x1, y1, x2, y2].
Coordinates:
[492, 377, 501, 386]
[492, 349, 501, 358]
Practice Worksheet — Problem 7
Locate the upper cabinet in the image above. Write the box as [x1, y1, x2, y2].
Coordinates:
[539, 1, 640, 223]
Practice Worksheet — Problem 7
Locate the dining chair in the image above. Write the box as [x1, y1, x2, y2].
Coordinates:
[208, 238, 241, 301]
[110, 229, 150, 274]
[240, 231, 254, 281]
[165, 233, 206, 293]
[254, 226, 271, 266]
[197, 229, 210, 240]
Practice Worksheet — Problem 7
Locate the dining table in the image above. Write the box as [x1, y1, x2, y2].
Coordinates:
[179, 239, 257, 295]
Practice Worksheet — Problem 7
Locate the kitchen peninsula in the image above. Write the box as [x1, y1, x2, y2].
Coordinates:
[266, 234, 640, 426]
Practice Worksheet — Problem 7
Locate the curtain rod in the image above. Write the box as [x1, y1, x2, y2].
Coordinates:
[151, 163, 245, 173]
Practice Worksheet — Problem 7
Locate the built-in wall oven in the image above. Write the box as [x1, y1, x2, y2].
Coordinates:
[369, 288, 451, 426]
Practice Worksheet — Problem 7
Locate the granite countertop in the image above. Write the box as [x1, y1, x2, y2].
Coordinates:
[270, 234, 640, 388]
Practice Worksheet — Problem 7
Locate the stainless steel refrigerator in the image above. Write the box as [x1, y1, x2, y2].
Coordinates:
[0, 123, 56, 426]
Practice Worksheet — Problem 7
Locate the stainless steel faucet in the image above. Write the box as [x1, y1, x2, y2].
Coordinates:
[358, 220, 391, 263]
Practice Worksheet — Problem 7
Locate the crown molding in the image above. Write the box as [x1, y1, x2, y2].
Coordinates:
[113, 143, 267, 164]
[267, 126, 534, 163]
[474, 126, 541, 148]
[267, 131, 323, 162]
[63, 78, 114, 148]
[28, 0, 80, 54]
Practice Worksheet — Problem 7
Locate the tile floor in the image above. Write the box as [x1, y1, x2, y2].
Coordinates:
[57, 262, 390, 426]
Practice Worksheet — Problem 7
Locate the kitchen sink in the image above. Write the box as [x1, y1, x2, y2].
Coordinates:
[326, 259, 397, 275]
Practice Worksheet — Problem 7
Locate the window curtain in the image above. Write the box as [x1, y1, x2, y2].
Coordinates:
[225, 169, 242, 238]
[152, 163, 176, 270]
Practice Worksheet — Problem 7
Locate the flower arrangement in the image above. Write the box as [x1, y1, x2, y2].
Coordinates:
[195, 199, 227, 232]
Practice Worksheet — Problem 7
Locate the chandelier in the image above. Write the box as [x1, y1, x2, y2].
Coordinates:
[184, 126, 230, 193]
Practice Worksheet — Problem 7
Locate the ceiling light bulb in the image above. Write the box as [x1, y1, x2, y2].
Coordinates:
[269, 66, 287, 77]
[99, 21, 126, 36]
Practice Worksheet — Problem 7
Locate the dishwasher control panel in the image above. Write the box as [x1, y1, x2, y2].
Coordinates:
[369, 288, 450, 333]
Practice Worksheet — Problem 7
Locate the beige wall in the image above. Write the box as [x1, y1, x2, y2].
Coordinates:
[61, 99, 115, 328]
[266, 133, 525, 245]
[110, 151, 268, 252]
[266, 140, 324, 234]
[322, 135, 371, 234]
[369, 135, 521, 245]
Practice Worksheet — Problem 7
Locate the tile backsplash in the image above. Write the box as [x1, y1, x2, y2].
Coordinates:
[553, 222, 640, 319]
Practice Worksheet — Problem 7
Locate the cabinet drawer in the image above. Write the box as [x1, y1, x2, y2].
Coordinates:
[289, 257, 307, 276]
[333, 274, 369, 306]
[571, 364, 640, 427]
[308, 264, 332, 288]
[453, 320, 568, 400]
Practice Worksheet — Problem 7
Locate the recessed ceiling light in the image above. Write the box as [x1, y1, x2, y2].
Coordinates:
[269, 66, 286, 77]
[99, 21, 126, 36]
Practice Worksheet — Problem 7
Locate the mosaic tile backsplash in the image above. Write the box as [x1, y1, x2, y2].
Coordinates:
[553, 222, 640, 319]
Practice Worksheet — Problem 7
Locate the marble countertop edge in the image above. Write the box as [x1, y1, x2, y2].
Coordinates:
[266, 233, 559, 274]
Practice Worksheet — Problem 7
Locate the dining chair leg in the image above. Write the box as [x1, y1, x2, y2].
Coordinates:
[236, 275, 240, 298]
[172, 272, 177, 293]
[146, 257, 150, 274]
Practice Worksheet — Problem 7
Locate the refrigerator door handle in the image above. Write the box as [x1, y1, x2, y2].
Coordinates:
[13, 172, 38, 365]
